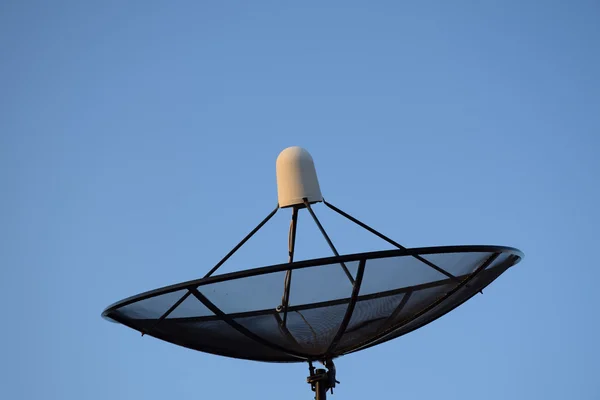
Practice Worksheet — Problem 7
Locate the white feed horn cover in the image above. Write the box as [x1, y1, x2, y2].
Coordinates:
[276, 146, 323, 208]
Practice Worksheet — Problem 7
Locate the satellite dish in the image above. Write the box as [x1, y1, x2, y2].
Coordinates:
[102, 146, 523, 399]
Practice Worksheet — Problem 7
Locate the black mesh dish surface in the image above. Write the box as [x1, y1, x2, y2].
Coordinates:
[102, 246, 523, 363]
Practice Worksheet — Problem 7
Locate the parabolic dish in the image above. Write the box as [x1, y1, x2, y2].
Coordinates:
[102, 245, 522, 363]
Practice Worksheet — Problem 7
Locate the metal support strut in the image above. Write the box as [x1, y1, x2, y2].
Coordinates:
[277, 206, 299, 325]
[204, 205, 279, 278]
[304, 199, 355, 285]
[307, 360, 339, 400]
[143, 205, 279, 336]
[322, 199, 461, 284]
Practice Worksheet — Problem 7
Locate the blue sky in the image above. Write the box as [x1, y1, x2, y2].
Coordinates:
[2, 1, 599, 399]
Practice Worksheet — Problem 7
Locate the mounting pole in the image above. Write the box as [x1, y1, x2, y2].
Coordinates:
[313, 371, 329, 400]
[307, 360, 339, 400]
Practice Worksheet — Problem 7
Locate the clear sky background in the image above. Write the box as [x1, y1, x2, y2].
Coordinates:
[2, 1, 599, 399]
